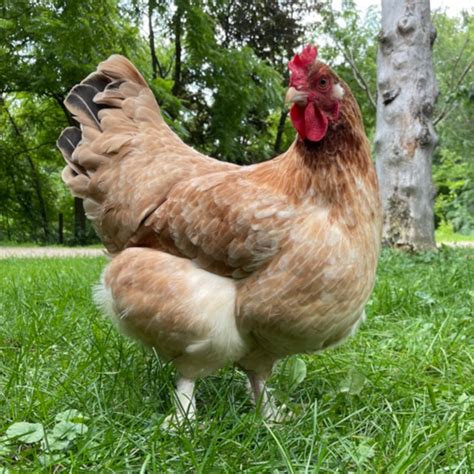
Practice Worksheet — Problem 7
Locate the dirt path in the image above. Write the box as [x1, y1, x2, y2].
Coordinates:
[0, 247, 105, 259]
[1, 241, 472, 260]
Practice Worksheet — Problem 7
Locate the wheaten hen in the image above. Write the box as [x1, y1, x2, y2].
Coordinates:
[58, 45, 382, 423]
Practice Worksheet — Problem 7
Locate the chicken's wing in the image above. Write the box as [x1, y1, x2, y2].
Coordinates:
[133, 169, 297, 278]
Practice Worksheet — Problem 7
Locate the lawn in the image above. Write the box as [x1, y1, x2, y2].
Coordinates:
[0, 248, 472, 472]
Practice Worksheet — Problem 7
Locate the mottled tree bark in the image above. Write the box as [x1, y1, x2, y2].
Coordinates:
[375, 0, 438, 250]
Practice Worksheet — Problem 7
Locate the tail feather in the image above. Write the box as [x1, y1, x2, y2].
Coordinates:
[57, 126, 81, 159]
[58, 56, 147, 179]
[57, 126, 86, 175]
[57, 54, 229, 254]
[82, 72, 111, 92]
[61, 166, 90, 198]
[96, 55, 148, 86]
[57, 55, 168, 253]
[65, 84, 105, 130]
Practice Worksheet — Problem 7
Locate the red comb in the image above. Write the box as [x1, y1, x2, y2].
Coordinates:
[288, 45, 318, 88]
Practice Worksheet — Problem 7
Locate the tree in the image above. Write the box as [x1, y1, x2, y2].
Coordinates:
[0, 0, 144, 243]
[1, 0, 470, 244]
[375, 0, 438, 250]
[211, 0, 307, 153]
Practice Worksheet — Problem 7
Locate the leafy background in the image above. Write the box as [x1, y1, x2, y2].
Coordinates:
[0, 0, 472, 244]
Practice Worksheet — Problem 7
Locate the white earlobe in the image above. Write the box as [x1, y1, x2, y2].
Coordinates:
[333, 83, 344, 100]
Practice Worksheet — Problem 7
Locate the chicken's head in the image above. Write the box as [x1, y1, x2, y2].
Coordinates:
[286, 45, 344, 142]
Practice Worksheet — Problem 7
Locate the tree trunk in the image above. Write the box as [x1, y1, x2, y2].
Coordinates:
[375, 0, 438, 251]
[74, 197, 86, 244]
[148, 0, 163, 79]
[58, 213, 64, 244]
[273, 110, 288, 154]
[172, 3, 183, 96]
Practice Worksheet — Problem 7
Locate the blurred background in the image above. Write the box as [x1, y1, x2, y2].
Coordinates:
[0, 0, 472, 245]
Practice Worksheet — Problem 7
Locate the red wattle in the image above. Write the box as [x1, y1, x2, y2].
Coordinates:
[290, 104, 328, 142]
[290, 105, 307, 140]
[305, 105, 328, 142]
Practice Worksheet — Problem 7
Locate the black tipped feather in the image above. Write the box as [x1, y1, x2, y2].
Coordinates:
[57, 126, 87, 175]
[57, 126, 81, 159]
[65, 84, 104, 130]
[83, 72, 111, 92]
[106, 79, 126, 91]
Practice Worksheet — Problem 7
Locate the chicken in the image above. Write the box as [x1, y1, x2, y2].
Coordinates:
[57, 44, 382, 423]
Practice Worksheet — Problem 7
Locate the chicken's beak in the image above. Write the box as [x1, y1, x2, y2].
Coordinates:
[285, 87, 308, 106]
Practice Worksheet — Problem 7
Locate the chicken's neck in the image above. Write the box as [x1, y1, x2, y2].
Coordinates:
[273, 95, 378, 212]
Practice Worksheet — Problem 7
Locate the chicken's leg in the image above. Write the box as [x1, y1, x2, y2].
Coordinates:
[246, 371, 283, 421]
[175, 377, 196, 419]
[163, 377, 196, 428]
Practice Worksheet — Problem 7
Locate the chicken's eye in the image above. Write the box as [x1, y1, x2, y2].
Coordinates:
[318, 78, 329, 89]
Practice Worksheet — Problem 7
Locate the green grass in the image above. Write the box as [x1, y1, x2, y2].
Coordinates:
[0, 249, 473, 472]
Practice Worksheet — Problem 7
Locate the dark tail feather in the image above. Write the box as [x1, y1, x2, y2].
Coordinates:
[59, 71, 112, 174]
[57, 126, 81, 158]
[65, 84, 105, 130]
[82, 72, 111, 92]
[57, 126, 86, 175]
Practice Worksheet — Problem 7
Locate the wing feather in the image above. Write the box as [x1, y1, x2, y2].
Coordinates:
[140, 171, 296, 278]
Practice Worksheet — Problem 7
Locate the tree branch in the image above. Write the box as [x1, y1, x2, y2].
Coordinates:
[434, 59, 473, 126]
[50, 92, 77, 126]
[339, 46, 377, 110]
[328, 37, 376, 110]
[450, 36, 469, 83]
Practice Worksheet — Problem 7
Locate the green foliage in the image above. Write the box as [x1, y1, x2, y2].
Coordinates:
[0, 0, 145, 243]
[0, 0, 143, 94]
[5, 422, 45, 444]
[1, 410, 89, 467]
[0, 1, 472, 241]
[436, 221, 474, 243]
[0, 249, 472, 470]
[175, 1, 300, 162]
[0, 0, 304, 241]
[432, 11, 474, 235]
[433, 149, 474, 234]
